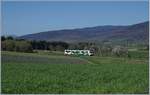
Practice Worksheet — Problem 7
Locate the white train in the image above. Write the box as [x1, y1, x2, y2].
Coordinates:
[64, 49, 94, 56]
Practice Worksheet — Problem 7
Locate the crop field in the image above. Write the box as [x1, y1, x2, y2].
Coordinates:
[1, 51, 149, 94]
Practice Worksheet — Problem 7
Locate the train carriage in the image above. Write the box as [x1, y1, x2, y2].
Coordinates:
[64, 49, 94, 56]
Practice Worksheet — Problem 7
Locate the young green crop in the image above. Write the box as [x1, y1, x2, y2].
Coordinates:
[1, 51, 149, 94]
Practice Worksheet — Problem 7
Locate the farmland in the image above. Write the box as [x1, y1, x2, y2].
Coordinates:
[1, 51, 149, 94]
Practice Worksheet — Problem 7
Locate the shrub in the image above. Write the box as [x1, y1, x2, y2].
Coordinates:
[3, 40, 15, 51]
[112, 45, 128, 57]
[14, 41, 33, 52]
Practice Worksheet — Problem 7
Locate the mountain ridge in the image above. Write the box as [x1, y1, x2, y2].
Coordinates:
[19, 21, 149, 44]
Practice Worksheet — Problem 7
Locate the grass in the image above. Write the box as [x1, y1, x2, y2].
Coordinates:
[2, 52, 87, 64]
[128, 50, 149, 59]
[1, 51, 149, 94]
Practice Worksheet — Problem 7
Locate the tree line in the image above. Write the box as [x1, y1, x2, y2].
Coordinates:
[1, 36, 69, 53]
[1, 36, 33, 52]
[1, 36, 148, 57]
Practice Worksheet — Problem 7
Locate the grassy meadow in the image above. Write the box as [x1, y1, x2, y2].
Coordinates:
[1, 51, 149, 94]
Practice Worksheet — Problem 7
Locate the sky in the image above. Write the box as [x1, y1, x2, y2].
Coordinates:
[2, 1, 149, 36]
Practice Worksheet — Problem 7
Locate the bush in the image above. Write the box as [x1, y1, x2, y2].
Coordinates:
[14, 41, 33, 52]
[1, 40, 33, 53]
[2, 40, 15, 51]
[112, 45, 128, 57]
[1, 36, 6, 41]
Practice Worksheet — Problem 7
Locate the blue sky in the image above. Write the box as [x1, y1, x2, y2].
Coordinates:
[2, 1, 149, 36]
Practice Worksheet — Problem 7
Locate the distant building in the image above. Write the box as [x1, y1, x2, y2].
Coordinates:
[64, 49, 94, 56]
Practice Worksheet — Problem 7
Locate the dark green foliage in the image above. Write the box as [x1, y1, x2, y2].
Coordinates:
[48, 45, 55, 51]
[1, 36, 6, 41]
[2, 40, 15, 51]
[30, 40, 49, 50]
[2, 39, 33, 53]
[1, 36, 148, 59]
[30, 40, 69, 51]
[7, 36, 14, 40]
[1, 41, 5, 50]
[14, 41, 33, 52]
[68, 44, 78, 49]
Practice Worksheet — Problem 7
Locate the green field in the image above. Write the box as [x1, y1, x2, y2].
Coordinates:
[1, 51, 149, 94]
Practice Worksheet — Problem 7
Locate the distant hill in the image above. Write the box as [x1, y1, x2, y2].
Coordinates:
[19, 21, 149, 44]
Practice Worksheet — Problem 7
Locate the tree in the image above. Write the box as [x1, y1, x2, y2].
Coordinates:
[111, 45, 128, 57]
[48, 45, 55, 51]
[15, 41, 33, 52]
[7, 36, 14, 40]
[94, 46, 102, 56]
[56, 45, 65, 51]
[1, 36, 6, 41]
[146, 44, 149, 50]
[4, 40, 15, 51]
[1, 41, 6, 50]
[84, 46, 89, 50]
[78, 42, 86, 49]
[30, 40, 38, 50]
[68, 44, 77, 49]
